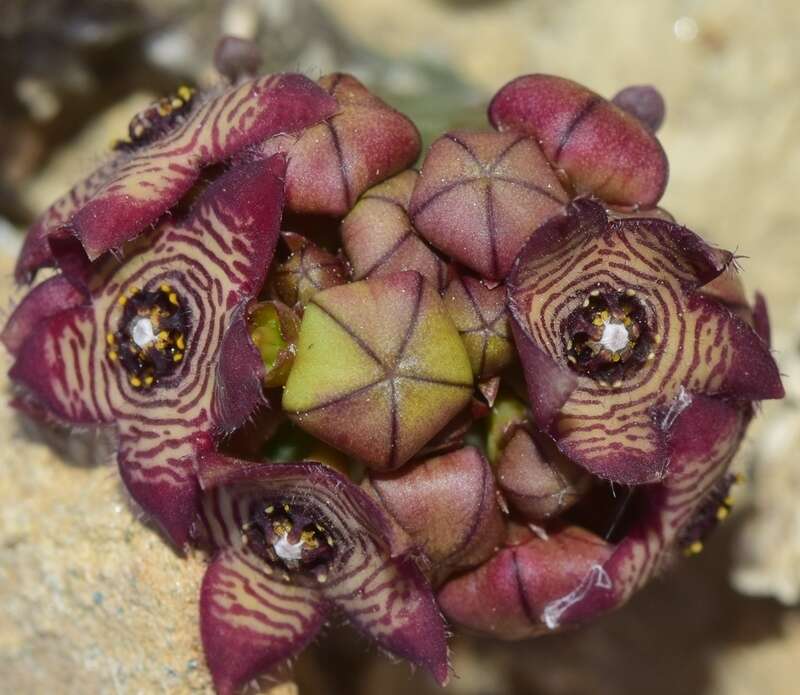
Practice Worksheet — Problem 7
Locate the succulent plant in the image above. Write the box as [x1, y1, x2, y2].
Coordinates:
[3, 37, 784, 694]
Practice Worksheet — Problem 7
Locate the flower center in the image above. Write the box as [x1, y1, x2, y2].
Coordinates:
[115, 85, 196, 151]
[106, 283, 190, 389]
[564, 288, 654, 384]
[243, 502, 335, 583]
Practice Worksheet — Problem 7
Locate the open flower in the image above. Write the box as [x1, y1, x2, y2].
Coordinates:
[5, 156, 287, 545]
[507, 199, 782, 485]
[196, 453, 449, 695]
[15, 72, 336, 281]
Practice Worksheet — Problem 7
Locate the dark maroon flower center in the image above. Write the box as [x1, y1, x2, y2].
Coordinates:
[564, 288, 653, 383]
[106, 284, 190, 389]
[243, 501, 335, 583]
[115, 86, 196, 151]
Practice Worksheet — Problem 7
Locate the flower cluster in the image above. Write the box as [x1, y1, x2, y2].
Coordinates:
[3, 39, 783, 693]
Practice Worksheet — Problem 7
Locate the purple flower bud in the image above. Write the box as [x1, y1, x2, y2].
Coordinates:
[612, 84, 666, 132]
[342, 170, 450, 292]
[260, 73, 421, 216]
[410, 130, 568, 279]
[270, 231, 348, 309]
[366, 446, 505, 582]
[443, 269, 514, 379]
[489, 74, 669, 207]
[497, 426, 591, 521]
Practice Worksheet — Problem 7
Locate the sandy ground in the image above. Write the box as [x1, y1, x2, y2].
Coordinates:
[1, 1, 799, 693]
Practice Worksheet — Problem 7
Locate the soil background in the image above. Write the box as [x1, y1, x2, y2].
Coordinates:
[1, 1, 799, 694]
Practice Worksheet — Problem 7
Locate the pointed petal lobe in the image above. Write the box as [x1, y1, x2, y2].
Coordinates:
[70, 74, 334, 259]
[201, 548, 327, 695]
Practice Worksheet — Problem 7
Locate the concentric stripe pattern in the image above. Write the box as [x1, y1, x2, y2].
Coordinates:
[25, 169, 275, 499]
[96, 74, 283, 204]
[198, 464, 428, 655]
[203, 547, 327, 663]
[512, 214, 739, 479]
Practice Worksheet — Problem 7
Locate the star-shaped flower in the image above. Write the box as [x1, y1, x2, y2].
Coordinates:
[5, 156, 287, 545]
[507, 199, 782, 484]
[195, 453, 449, 695]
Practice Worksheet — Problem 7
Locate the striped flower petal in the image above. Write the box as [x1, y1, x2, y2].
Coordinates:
[8, 156, 286, 545]
[16, 74, 335, 275]
[15, 159, 122, 283]
[201, 548, 327, 695]
[508, 200, 782, 484]
[196, 455, 449, 691]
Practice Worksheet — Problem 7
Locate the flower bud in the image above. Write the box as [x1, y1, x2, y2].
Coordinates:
[444, 270, 514, 379]
[612, 84, 666, 132]
[367, 446, 505, 582]
[342, 170, 449, 292]
[260, 74, 421, 216]
[282, 271, 473, 470]
[489, 74, 669, 206]
[270, 231, 348, 309]
[497, 427, 591, 522]
[410, 130, 568, 279]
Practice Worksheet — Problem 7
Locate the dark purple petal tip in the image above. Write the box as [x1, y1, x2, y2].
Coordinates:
[2, 274, 85, 355]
